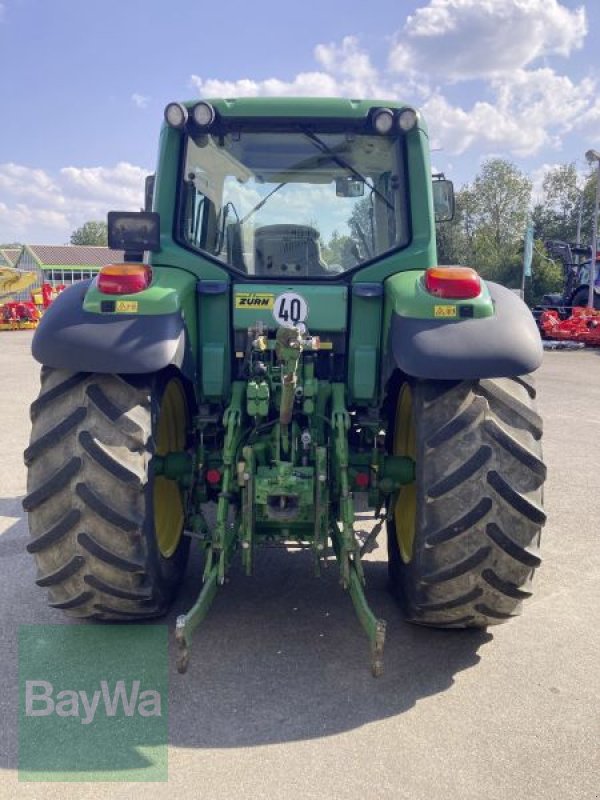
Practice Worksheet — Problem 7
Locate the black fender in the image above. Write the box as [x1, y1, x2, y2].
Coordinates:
[387, 281, 543, 381]
[32, 280, 192, 378]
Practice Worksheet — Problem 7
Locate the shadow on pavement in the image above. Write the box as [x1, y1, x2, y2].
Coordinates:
[167, 545, 492, 748]
[0, 496, 27, 557]
[6, 513, 492, 774]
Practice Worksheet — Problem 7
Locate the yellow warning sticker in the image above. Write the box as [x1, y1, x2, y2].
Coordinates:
[434, 305, 457, 318]
[235, 293, 274, 310]
[115, 300, 138, 313]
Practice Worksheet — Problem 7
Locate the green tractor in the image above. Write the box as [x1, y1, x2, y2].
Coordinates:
[23, 98, 546, 675]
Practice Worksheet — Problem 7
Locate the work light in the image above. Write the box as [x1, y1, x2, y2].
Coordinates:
[397, 107, 418, 132]
[164, 102, 188, 129]
[372, 108, 394, 134]
[191, 101, 216, 128]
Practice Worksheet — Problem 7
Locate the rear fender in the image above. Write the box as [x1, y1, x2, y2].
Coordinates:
[32, 279, 195, 380]
[384, 279, 543, 381]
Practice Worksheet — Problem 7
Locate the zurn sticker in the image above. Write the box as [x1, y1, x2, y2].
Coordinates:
[273, 292, 308, 328]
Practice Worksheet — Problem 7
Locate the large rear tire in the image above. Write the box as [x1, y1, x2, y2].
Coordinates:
[23, 368, 191, 619]
[387, 375, 546, 627]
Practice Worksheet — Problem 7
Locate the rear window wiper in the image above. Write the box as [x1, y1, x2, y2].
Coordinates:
[240, 181, 286, 225]
[301, 129, 394, 211]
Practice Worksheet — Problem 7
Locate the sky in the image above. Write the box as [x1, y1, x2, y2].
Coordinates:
[0, 0, 599, 244]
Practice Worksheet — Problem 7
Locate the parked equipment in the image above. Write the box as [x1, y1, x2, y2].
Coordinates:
[23, 98, 546, 675]
[537, 240, 600, 316]
[539, 307, 600, 346]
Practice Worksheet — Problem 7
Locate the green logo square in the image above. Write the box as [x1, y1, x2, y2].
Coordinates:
[19, 624, 168, 782]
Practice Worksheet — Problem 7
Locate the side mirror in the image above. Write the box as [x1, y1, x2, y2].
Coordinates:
[432, 178, 455, 222]
[336, 177, 365, 198]
[107, 211, 160, 255]
[144, 174, 155, 212]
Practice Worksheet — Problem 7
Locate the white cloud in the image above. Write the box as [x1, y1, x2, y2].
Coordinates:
[191, 36, 385, 99]
[572, 101, 600, 149]
[131, 93, 150, 109]
[0, 202, 69, 234]
[187, 1, 596, 161]
[0, 162, 148, 243]
[60, 162, 148, 206]
[192, 73, 339, 98]
[389, 0, 587, 80]
[425, 68, 595, 157]
[0, 163, 61, 203]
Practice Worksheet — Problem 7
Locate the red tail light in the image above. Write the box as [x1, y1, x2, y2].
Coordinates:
[355, 472, 370, 488]
[206, 469, 221, 485]
[97, 263, 152, 295]
[424, 266, 481, 299]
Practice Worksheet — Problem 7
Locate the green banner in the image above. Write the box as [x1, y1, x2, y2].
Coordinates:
[19, 625, 168, 782]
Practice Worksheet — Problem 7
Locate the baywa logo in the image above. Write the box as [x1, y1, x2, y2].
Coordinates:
[25, 679, 162, 725]
[19, 625, 168, 782]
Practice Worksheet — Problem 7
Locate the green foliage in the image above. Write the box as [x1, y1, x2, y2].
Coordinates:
[348, 196, 373, 257]
[322, 197, 373, 264]
[525, 243, 564, 306]
[70, 220, 108, 246]
[470, 159, 532, 250]
[436, 157, 583, 305]
[438, 159, 531, 283]
[532, 163, 599, 245]
[321, 230, 357, 268]
[532, 163, 581, 243]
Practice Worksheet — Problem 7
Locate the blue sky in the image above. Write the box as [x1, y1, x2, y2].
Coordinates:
[1, 0, 599, 243]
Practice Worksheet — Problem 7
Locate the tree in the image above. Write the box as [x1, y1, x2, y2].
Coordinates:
[525, 241, 563, 306]
[70, 221, 108, 246]
[322, 230, 357, 267]
[348, 196, 374, 257]
[441, 159, 532, 287]
[470, 159, 531, 251]
[532, 163, 582, 243]
[436, 186, 477, 265]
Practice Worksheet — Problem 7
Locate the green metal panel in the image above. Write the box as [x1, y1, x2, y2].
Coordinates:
[83, 265, 196, 316]
[348, 290, 383, 405]
[353, 127, 436, 283]
[384, 269, 494, 320]
[83, 265, 199, 365]
[151, 126, 231, 281]
[181, 97, 428, 131]
[201, 343, 227, 398]
[198, 284, 231, 401]
[351, 346, 378, 404]
[232, 283, 348, 331]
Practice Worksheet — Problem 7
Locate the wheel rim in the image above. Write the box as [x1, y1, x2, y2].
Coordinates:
[393, 384, 417, 563]
[154, 379, 188, 558]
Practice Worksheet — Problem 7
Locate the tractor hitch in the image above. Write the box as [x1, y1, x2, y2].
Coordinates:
[172, 330, 405, 677]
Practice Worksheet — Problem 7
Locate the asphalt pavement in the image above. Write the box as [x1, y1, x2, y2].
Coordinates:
[0, 331, 598, 799]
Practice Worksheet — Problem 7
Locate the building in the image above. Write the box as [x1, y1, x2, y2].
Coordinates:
[0, 247, 22, 267]
[14, 245, 125, 293]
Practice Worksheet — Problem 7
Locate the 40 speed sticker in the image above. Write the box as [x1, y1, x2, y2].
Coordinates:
[273, 292, 309, 328]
